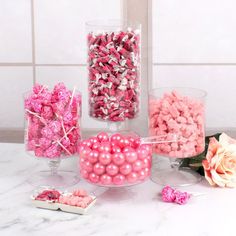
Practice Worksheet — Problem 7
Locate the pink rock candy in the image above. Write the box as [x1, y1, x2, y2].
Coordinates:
[149, 90, 205, 158]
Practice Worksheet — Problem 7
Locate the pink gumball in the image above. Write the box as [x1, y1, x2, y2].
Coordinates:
[93, 163, 105, 175]
[141, 144, 152, 155]
[113, 174, 125, 185]
[111, 145, 121, 154]
[118, 137, 130, 149]
[120, 163, 132, 175]
[79, 147, 91, 158]
[89, 173, 99, 183]
[88, 150, 99, 164]
[81, 140, 92, 148]
[125, 150, 138, 163]
[127, 172, 138, 183]
[97, 132, 109, 142]
[106, 164, 119, 176]
[132, 160, 143, 172]
[98, 152, 112, 165]
[98, 142, 111, 153]
[137, 148, 149, 160]
[143, 167, 150, 176]
[138, 169, 148, 180]
[129, 137, 141, 148]
[110, 133, 122, 145]
[81, 161, 93, 172]
[100, 174, 112, 185]
[92, 142, 100, 151]
[89, 137, 99, 144]
[123, 146, 134, 153]
[142, 158, 151, 168]
[81, 169, 89, 179]
[112, 153, 125, 166]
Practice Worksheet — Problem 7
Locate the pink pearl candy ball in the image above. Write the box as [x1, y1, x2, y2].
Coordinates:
[79, 132, 152, 186]
[112, 153, 125, 166]
[106, 164, 119, 176]
[100, 174, 112, 185]
[93, 163, 105, 175]
[99, 152, 112, 165]
[113, 174, 125, 185]
[120, 163, 132, 175]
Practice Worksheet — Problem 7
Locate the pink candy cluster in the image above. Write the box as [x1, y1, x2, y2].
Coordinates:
[24, 83, 81, 158]
[35, 189, 93, 208]
[87, 29, 140, 121]
[149, 90, 205, 158]
[79, 132, 152, 186]
[161, 186, 191, 205]
[59, 189, 93, 208]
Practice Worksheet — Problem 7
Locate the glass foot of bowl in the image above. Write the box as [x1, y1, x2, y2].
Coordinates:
[27, 170, 79, 188]
[151, 167, 202, 187]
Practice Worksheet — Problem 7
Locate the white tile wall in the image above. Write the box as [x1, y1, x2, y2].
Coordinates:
[36, 66, 107, 129]
[34, 0, 121, 64]
[0, 0, 32, 62]
[153, 0, 236, 63]
[153, 65, 236, 128]
[0, 67, 33, 128]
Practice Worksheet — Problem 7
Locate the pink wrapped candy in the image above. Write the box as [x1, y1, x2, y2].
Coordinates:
[149, 89, 206, 158]
[87, 27, 141, 122]
[79, 132, 152, 186]
[24, 83, 81, 158]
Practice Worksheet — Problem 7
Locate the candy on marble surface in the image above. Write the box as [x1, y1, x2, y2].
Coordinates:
[24, 83, 81, 159]
[79, 132, 151, 186]
[149, 90, 205, 158]
[161, 186, 191, 205]
[87, 29, 141, 122]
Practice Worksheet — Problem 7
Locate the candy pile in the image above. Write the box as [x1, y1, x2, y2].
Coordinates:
[58, 189, 93, 208]
[35, 189, 61, 202]
[34, 189, 94, 208]
[24, 83, 81, 158]
[87, 28, 140, 121]
[149, 90, 205, 158]
[161, 186, 191, 205]
[79, 132, 152, 186]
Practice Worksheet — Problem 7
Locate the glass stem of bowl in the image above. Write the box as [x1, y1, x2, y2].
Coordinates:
[48, 160, 61, 176]
[169, 158, 182, 170]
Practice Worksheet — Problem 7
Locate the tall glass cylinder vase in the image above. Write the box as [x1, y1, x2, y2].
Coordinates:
[148, 87, 207, 187]
[86, 20, 141, 133]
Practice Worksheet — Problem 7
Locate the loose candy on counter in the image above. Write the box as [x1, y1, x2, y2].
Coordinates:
[24, 83, 81, 158]
[79, 132, 152, 186]
[87, 28, 141, 122]
[161, 186, 191, 205]
[149, 90, 205, 158]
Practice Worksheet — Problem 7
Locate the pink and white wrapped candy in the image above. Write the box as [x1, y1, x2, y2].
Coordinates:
[24, 83, 81, 158]
[149, 90, 205, 158]
[87, 28, 141, 122]
[79, 132, 152, 186]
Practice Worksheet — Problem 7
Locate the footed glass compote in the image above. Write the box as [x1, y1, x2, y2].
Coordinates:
[24, 83, 81, 188]
[149, 87, 207, 187]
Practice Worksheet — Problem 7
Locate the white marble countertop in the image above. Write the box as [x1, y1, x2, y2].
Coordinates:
[0, 143, 236, 236]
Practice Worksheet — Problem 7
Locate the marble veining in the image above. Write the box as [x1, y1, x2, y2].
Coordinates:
[0, 143, 235, 236]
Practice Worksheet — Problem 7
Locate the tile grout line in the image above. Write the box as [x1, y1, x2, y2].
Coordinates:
[0, 63, 87, 67]
[154, 63, 236, 66]
[31, 0, 36, 84]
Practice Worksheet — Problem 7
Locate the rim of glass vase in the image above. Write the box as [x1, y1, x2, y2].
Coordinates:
[86, 19, 141, 30]
[149, 87, 207, 99]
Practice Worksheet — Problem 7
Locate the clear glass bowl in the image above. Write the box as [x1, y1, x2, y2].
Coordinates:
[24, 84, 82, 187]
[79, 131, 152, 187]
[148, 87, 207, 187]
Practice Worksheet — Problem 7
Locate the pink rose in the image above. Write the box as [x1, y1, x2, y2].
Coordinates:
[202, 133, 236, 187]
